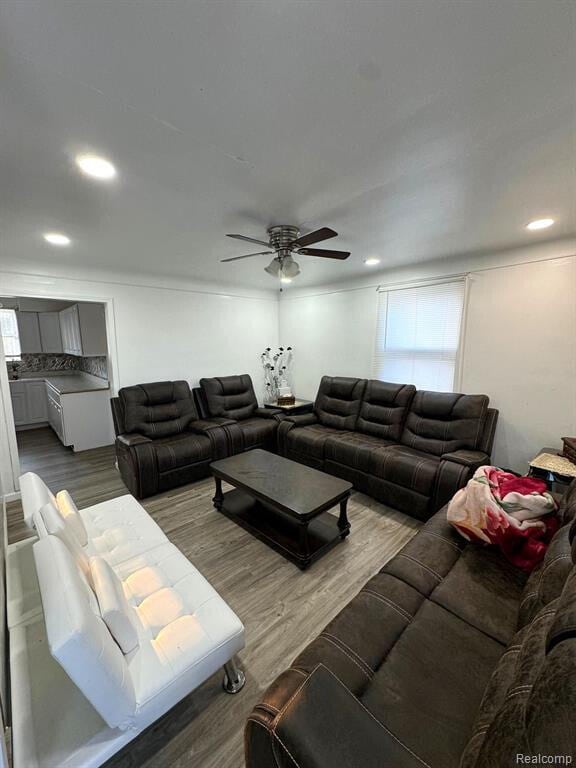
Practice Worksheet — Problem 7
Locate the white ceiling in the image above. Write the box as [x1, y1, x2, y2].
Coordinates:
[1, 0, 574, 290]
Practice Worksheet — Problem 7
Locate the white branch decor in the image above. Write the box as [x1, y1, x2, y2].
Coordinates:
[261, 346, 293, 403]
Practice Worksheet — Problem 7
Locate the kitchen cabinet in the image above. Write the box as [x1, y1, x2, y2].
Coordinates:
[38, 312, 63, 353]
[10, 384, 28, 425]
[9, 380, 48, 427]
[60, 303, 107, 356]
[15, 312, 42, 353]
[45, 379, 113, 451]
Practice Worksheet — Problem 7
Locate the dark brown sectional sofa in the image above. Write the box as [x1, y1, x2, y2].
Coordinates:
[112, 374, 497, 519]
[245, 479, 576, 768]
[279, 376, 498, 518]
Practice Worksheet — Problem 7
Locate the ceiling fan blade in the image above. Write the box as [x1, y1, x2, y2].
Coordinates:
[221, 251, 273, 262]
[291, 227, 338, 248]
[298, 248, 350, 260]
[226, 234, 271, 248]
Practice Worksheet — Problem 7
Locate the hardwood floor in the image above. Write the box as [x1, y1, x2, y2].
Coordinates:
[8, 428, 420, 768]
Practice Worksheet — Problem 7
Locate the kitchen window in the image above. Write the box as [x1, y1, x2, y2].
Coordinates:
[0, 308, 22, 361]
[373, 279, 466, 392]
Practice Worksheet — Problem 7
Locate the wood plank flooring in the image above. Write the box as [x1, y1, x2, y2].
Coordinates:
[8, 428, 420, 768]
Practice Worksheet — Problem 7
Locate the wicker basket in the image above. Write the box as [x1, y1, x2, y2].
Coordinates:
[277, 395, 296, 406]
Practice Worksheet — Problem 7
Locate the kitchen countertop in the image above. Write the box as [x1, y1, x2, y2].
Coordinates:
[9, 371, 109, 395]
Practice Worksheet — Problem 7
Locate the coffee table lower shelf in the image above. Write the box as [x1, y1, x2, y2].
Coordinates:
[214, 487, 349, 569]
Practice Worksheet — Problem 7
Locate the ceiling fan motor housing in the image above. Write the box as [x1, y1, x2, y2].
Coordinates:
[267, 225, 300, 251]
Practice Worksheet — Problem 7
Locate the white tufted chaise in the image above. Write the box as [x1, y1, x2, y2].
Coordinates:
[8, 472, 246, 768]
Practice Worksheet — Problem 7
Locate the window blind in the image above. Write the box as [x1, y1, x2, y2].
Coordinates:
[0, 309, 22, 360]
[373, 279, 466, 392]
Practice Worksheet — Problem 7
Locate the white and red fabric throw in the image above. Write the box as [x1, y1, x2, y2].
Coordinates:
[447, 466, 558, 571]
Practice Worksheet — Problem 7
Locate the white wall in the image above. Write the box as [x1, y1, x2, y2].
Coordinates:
[0, 269, 278, 495]
[280, 240, 576, 473]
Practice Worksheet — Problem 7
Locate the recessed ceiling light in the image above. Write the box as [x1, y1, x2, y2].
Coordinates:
[43, 232, 71, 247]
[280, 277, 292, 284]
[526, 218, 555, 231]
[364, 258, 381, 266]
[75, 153, 117, 181]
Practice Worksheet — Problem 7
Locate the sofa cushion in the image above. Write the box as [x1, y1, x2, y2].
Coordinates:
[286, 423, 352, 464]
[356, 380, 416, 441]
[39, 500, 91, 579]
[234, 416, 278, 450]
[361, 599, 504, 768]
[20, 471, 57, 530]
[34, 536, 138, 730]
[324, 432, 396, 470]
[373, 445, 441, 496]
[314, 376, 366, 430]
[200, 374, 258, 421]
[153, 432, 212, 473]
[91, 556, 139, 654]
[400, 391, 489, 457]
[56, 489, 88, 546]
[120, 381, 198, 439]
[429, 546, 526, 644]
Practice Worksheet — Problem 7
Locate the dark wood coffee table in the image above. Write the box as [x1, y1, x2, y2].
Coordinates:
[210, 449, 352, 570]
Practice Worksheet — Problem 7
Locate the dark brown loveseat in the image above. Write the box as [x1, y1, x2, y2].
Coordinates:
[111, 377, 282, 498]
[278, 376, 498, 519]
[245, 479, 576, 768]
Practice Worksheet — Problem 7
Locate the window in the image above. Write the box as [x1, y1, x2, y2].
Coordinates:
[0, 308, 21, 361]
[373, 279, 466, 392]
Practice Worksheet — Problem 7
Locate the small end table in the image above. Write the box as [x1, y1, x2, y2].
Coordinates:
[528, 446, 575, 496]
[264, 399, 314, 416]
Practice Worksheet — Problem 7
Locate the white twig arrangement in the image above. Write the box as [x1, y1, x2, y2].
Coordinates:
[261, 346, 293, 403]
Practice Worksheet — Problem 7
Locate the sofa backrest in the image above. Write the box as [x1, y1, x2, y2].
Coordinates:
[19, 471, 57, 531]
[119, 380, 198, 439]
[34, 535, 137, 729]
[461, 560, 576, 767]
[199, 374, 258, 421]
[356, 380, 416, 441]
[400, 390, 489, 456]
[314, 376, 366, 431]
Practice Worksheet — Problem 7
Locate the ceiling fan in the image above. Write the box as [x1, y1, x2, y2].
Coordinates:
[221, 225, 350, 283]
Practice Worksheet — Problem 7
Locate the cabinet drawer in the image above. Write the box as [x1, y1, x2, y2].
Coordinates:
[45, 383, 61, 406]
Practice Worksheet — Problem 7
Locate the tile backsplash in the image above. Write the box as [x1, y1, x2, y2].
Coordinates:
[7, 353, 108, 380]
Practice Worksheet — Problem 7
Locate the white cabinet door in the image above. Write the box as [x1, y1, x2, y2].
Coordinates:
[10, 383, 28, 425]
[59, 307, 76, 354]
[38, 312, 63, 353]
[70, 305, 82, 355]
[16, 312, 42, 353]
[77, 303, 107, 355]
[26, 380, 48, 422]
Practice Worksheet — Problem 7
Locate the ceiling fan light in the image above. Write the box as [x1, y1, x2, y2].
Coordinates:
[282, 258, 300, 278]
[264, 259, 281, 277]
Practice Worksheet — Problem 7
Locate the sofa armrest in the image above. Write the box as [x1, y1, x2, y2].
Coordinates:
[254, 407, 283, 419]
[284, 412, 318, 426]
[433, 451, 490, 512]
[116, 433, 151, 447]
[246, 664, 425, 768]
[440, 449, 490, 468]
[190, 418, 236, 433]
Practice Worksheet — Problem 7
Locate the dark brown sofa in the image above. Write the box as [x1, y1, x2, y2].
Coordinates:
[278, 376, 498, 519]
[111, 380, 233, 498]
[111, 376, 282, 498]
[245, 479, 576, 768]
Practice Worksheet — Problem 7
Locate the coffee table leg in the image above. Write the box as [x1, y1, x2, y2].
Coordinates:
[213, 477, 224, 511]
[338, 497, 350, 539]
[298, 521, 311, 570]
